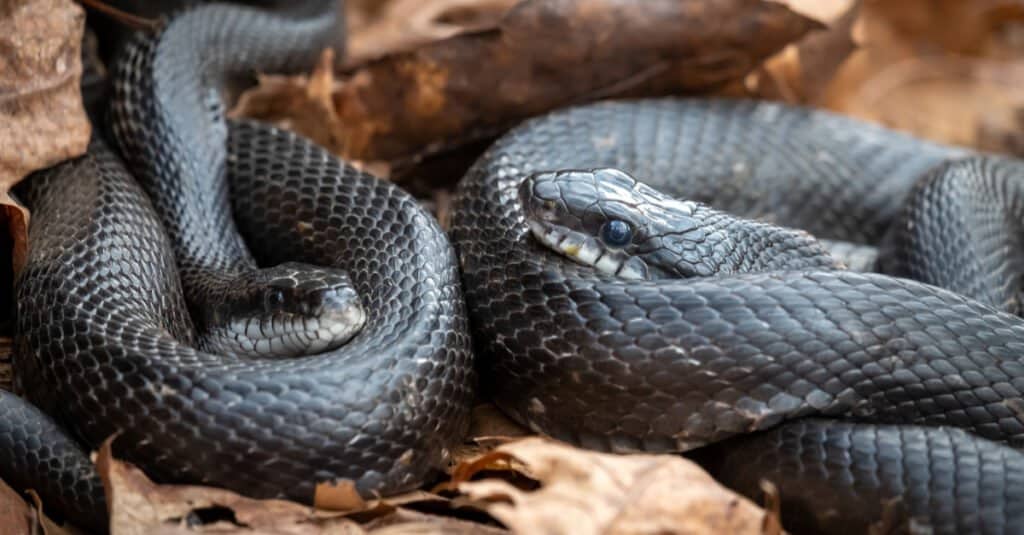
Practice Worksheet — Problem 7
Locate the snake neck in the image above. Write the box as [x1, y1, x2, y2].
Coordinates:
[109, 1, 341, 297]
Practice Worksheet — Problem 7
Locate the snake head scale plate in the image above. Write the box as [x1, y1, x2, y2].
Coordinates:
[198, 262, 366, 358]
[520, 167, 837, 280]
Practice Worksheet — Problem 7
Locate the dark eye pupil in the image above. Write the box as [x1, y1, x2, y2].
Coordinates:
[270, 291, 284, 305]
[601, 220, 632, 246]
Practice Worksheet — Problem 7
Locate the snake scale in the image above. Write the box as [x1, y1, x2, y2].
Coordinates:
[2, 1, 1024, 534]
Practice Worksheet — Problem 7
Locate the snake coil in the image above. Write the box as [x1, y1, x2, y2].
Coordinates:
[1, 2, 473, 532]
[450, 98, 1024, 534]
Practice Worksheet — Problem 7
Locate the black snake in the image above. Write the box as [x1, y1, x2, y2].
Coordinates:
[2, 1, 472, 532]
[449, 99, 1024, 534]
[3, 1, 1024, 534]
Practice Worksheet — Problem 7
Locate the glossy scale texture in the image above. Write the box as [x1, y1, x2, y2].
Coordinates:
[3, 0, 473, 528]
[450, 98, 1024, 533]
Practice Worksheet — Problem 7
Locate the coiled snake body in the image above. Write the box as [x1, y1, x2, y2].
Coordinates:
[2, 1, 473, 532]
[4, 0, 1024, 532]
[450, 99, 1024, 534]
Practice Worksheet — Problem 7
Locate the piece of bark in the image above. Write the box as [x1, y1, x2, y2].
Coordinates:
[335, 0, 821, 162]
[237, 0, 821, 167]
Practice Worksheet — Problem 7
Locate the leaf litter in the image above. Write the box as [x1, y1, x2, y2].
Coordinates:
[0, 0, 90, 277]
[3, 0, 1024, 533]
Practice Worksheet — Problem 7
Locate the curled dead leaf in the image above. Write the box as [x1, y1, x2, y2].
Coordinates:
[0, 477, 36, 535]
[840, 57, 1024, 152]
[313, 480, 366, 511]
[753, 0, 862, 104]
[455, 437, 773, 535]
[448, 404, 534, 469]
[237, 0, 821, 167]
[97, 436, 458, 534]
[96, 437, 363, 534]
[25, 490, 83, 535]
[0, 0, 90, 276]
[347, 0, 518, 66]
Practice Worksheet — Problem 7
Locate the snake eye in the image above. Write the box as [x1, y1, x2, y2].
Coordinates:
[267, 290, 286, 307]
[600, 220, 633, 247]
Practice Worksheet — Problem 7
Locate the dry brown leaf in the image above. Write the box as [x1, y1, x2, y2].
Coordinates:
[839, 57, 1024, 152]
[363, 509, 507, 535]
[96, 437, 365, 534]
[0, 0, 90, 274]
[0, 481, 79, 535]
[456, 437, 774, 535]
[347, 0, 517, 66]
[237, 0, 821, 167]
[753, 0, 861, 104]
[25, 490, 85, 535]
[97, 437, 460, 534]
[859, 0, 1024, 59]
[314, 480, 368, 511]
[230, 49, 344, 154]
[449, 404, 534, 468]
[0, 477, 36, 535]
[805, 0, 1024, 151]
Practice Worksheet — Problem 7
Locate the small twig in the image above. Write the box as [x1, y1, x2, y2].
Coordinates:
[76, 0, 158, 31]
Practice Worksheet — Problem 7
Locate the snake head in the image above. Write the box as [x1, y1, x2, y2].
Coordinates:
[520, 168, 837, 280]
[200, 262, 366, 358]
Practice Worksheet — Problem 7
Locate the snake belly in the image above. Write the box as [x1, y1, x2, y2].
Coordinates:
[450, 98, 1024, 534]
[3, 1, 473, 529]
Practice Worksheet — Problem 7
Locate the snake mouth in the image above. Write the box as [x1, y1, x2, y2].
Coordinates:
[527, 220, 649, 279]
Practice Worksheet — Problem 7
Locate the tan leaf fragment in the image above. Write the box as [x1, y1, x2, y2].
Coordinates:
[752, 0, 861, 104]
[364, 508, 508, 534]
[449, 404, 534, 469]
[808, 0, 1024, 152]
[0, 477, 36, 535]
[26, 490, 85, 535]
[839, 58, 1024, 152]
[456, 437, 775, 535]
[347, 0, 518, 66]
[230, 48, 344, 154]
[97, 437, 461, 534]
[314, 480, 367, 511]
[96, 437, 365, 534]
[0, 0, 89, 275]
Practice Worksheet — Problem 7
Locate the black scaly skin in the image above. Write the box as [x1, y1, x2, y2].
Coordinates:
[450, 98, 1024, 533]
[0, 390, 106, 533]
[9, 125, 473, 532]
[108, 1, 339, 309]
[4, 0, 473, 529]
[879, 157, 1024, 314]
[691, 419, 1024, 535]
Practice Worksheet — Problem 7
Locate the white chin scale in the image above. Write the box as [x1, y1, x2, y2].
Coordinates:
[528, 220, 648, 280]
[206, 305, 366, 358]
